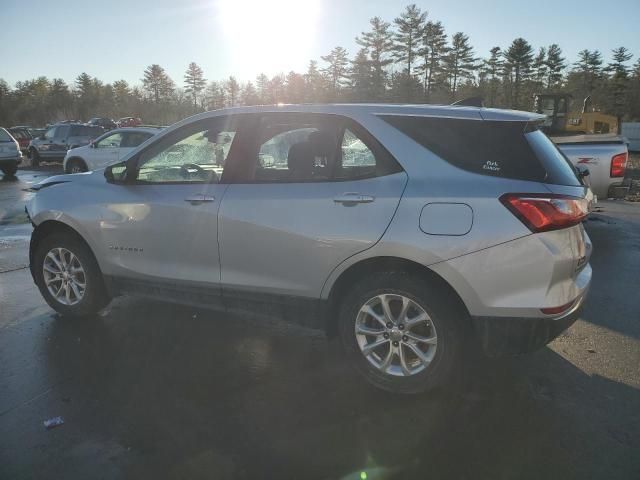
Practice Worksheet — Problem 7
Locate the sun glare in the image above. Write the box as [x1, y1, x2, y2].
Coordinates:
[216, 0, 321, 78]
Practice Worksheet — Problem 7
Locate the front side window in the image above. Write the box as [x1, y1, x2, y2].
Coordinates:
[96, 133, 123, 148]
[44, 127, 57, 140]
[134, 117, 238, 184]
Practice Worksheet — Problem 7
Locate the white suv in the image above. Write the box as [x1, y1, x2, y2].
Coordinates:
[63, 127, 162, 173]
[27, 104, 592, 393]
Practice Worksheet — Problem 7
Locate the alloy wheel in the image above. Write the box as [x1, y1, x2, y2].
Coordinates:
[42, 247, 87, 306]
[355, 294, 437, 377]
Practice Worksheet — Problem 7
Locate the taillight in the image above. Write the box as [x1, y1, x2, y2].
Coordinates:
[610, 152, 627, 178]
[500, 193, 589, 233]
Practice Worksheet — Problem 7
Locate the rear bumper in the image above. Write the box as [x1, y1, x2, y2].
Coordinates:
[471, 292, 586, 356]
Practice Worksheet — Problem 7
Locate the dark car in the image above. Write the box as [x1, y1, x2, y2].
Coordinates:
[8, 127, 32, 153]
[88, 117, 117, 131]
[116, 116, 142, 128]
[28, 123, 104, 167]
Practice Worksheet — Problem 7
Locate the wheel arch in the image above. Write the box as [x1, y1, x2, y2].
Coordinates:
[325, 256, 471, 337]
[30, 220, 100, 279]
[64, 156, 87, 173]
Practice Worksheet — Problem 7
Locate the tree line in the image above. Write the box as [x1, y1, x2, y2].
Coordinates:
[1, 4, 639, 127]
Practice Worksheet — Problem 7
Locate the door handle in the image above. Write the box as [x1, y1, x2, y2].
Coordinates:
[184, 194, 215, 204]
[333, 193, 375, 205]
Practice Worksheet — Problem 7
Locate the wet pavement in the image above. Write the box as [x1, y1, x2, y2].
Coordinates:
[1, 168, 639, 479]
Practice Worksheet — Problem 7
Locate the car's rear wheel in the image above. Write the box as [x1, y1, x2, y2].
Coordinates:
[29, 148, 40, 167]
[66, 158, 88, 174]
[1, 163, 18, 176]
[34, 233, 110, 317]
[338, 272, 466, 394]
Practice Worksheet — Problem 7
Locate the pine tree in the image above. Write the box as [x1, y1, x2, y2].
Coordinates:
[240, 81, 259, 105]
[321, 46, 350, 100]
[225, 76, 240, 106]
[545, 44, 565, 90]
[184, 62, 207, 108]
[255, 73, 270, 104]
[482, 47, 503, 106]
[350, 48, 374, 101]
[607, 47, 633, 126]
[206, 81, 226, 110]
[285, 71, 306, 103]
[532, 47, 547, 91]
[267, 74, 286, 103]
[392, 4, 427, 77]
[443, 32, 477, 100]
[356, 17, 394, 100]
[142, 64, 174, 103]
[304, 61, 325, 102]
[504, 38, 534, 109]
[419, 21, 448, 101]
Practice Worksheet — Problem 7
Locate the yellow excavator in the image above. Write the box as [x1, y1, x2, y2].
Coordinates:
[532, 93, 618, 135]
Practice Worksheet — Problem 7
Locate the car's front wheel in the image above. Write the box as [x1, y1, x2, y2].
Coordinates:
[66, 158, 88, 174]
[34, 233, 110, 317]
[338, 272, 466, 394]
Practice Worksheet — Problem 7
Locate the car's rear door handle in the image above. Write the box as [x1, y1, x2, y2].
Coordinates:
[184, 194, 215, 204]
[333, 193, 375, 205]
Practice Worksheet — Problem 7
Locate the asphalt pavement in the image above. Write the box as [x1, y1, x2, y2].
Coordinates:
[0, 168, 639, 480]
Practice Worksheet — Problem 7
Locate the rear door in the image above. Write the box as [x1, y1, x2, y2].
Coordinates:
[218, 112, 407, 299]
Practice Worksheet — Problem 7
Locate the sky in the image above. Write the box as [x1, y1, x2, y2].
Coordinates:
[1, 0, 639, 88]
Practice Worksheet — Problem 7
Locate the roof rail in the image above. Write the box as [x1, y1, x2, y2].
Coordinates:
[451, 96, 484, 108]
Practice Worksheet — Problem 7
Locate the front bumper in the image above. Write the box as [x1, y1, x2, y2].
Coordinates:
[0, 154, 22, 165]
[472, 293, 586, 356]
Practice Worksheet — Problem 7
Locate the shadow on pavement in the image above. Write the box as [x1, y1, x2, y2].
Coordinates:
[1, 296, 637, 479]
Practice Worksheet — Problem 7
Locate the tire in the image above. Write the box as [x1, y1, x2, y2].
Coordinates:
[33, 233, 110, 318]
[29, 148, 40, 167]
[1, 163, 18, 176]
[338, 271, 467, 394]
[66, 158, 88, 174]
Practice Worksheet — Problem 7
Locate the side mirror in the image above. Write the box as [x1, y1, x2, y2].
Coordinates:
[104, 162, 128, 184]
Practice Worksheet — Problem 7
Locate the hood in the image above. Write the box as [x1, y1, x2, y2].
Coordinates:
[30, 170, 98, 191]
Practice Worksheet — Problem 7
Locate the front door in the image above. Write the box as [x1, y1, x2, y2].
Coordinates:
[99, 116, 242, 289]
[218, 113, 407, 299]
[92, 131, 123, 168]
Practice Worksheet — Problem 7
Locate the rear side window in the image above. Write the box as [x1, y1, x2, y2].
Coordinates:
[380, 116, 580, 186]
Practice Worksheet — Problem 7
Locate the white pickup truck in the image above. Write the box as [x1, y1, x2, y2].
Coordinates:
[554, 134, 629, 199]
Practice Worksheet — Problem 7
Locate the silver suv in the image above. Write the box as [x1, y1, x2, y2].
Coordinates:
[26, 105, 592, 393]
